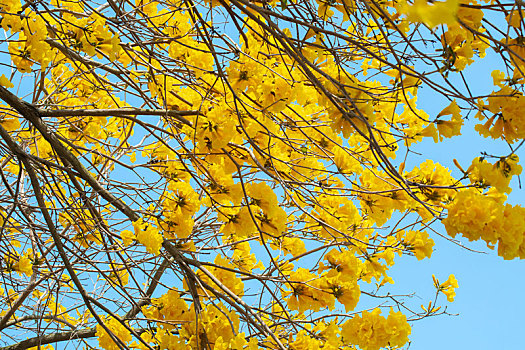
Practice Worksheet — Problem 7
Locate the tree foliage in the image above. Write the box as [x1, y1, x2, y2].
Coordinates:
[0, 0, 523, 349]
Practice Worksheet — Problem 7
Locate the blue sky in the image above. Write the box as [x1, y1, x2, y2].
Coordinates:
[394, 240, 525, 350]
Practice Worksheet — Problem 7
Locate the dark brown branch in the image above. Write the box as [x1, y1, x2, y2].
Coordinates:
[38, 108, 198, 127]
[0, 327, 97, 350]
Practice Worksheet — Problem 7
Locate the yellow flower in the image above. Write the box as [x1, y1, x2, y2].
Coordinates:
[0, 74, 13, 88]
[433, 274, 459, 302]
[443, 188, 504, 244]
[468, 155, 522, 194]
[506, 9, 523, 29]
[218, 206, 257, 239]
[419, 123, 439, 143]
[403, 0, 459, 28]
[341, 308, 411, 350]
[399, 230, 435, 260]
[246, 182, 279, 214]
[120, 230, 135, 246]
[109, 264, 129, 286]
[164, 181, 201, 216]
[283, 268, 333, 313]
[0, 115, 21, 132]
[407, 159, 457, 204]
[14, 255, 33, 276]
[133, 219, 163, 255]
[231, 241, 264, 272]
[333, 146, 362, 174]
[279, 236, 307, 257]
[330, 280, 360, 312]
[436, 100, 463, 138]
[96, 317, 132, 350]
[226, 60, 258, 92]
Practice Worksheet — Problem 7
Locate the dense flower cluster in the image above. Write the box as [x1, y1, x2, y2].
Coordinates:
[341, 308, 411, 350]
[96, 317, 132, 350]
[444, 188, 525, 259]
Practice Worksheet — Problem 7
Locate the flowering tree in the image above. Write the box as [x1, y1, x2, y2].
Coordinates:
[0, 0, 523, 349]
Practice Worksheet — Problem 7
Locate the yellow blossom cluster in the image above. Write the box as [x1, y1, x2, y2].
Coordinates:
[407, 159, 457, 218]
[142, 290, 191, 328]
[441, 1, 488, 71]
[400, 0, 459, 28]
[443, 188, 525, 259]
[475, 71, 525, 142]
[96, 317, 132, 350]
[359, 169, 411, 226]
[142, 294, 246, 350]
[159, 181, 201, 239]
[133, 219, 163, 255]
[194, 255, 245, 298]
[341, 308, 411, 350]
[59, 210, 103, 249]
[282, 248, 363, 314]
[4, 251, 33, 276]
[467, 155, 522, 194]
[397, 230, 435, 260]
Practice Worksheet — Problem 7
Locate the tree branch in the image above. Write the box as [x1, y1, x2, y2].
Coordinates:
[0, 327, 97, 350]
[38, 108, 197, 127]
